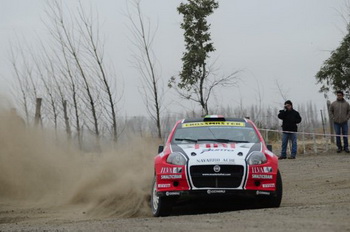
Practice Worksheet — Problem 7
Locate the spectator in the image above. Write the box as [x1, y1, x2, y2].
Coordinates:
[278, 100, 302, 159]
[330, 90, 350, 153]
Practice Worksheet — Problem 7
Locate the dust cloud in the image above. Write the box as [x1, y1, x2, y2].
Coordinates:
[0, 104, 156, 218]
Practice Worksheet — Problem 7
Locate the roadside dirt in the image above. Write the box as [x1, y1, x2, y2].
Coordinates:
[0, 108, 350, 231]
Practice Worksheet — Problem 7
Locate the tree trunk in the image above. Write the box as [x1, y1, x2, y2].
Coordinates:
[199, 64, 208, 115]
[63, 100, 72, 140]
[35, 98, 42, 127]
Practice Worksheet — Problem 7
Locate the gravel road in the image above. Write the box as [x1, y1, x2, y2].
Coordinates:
[1, 152, 349, 232]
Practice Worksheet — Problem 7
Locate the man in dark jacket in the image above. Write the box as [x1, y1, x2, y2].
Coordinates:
[330, 90, 350, 153]
[278, 100, 302, 159]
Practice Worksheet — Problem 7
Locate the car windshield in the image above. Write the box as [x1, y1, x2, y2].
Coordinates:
[172, 122, 260, 144]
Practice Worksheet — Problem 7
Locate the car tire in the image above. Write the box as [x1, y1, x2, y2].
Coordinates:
[151, 177, 175, 217]
[258, 170, 283, 208]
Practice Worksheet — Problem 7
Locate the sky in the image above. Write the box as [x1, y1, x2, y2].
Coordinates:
[0, 0, 348, 117]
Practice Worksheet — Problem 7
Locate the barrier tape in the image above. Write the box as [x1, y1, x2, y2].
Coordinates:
[258, 128, 348, 138]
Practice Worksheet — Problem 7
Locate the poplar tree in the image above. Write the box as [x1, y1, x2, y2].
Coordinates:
[169, 0, 219, 115]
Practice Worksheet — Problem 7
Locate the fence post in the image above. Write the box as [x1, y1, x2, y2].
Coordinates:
[320, 109, 328, 152]
[302, 123, 306, 154]
[313, 133, 317, 154]
[327, 100, 334, 144]
[311, 122, 317, 154]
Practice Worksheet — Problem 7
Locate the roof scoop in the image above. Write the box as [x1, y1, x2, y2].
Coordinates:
[203, 115, 226, 121]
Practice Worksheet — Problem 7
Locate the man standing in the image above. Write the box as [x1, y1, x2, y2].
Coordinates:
[330, 91, 350, 153]
[278, 100, 302, 159]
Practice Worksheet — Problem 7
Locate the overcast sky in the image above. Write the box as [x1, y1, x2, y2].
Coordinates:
[0, 0, 348, 117]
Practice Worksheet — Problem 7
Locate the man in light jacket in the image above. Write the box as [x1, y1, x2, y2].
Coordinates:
[330, 90, 350, 153]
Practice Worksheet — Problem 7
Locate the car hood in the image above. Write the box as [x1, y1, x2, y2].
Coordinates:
[171, 142, 262, 166]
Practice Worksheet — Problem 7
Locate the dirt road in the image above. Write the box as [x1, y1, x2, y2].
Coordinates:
[1, 151, 349, 232]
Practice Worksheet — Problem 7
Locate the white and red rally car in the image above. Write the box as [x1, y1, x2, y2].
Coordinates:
[151, 115, 282, 216]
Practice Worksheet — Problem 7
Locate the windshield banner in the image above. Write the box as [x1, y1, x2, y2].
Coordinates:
[182, 121, 245, 128]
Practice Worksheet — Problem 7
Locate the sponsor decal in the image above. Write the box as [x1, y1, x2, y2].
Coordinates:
[166, 192, 181, 196]
[161, 175, 182, 179]
[256, 191, 271, 196]
[262, 183, 275, 188]
[207, 189, 226, 194]
[200, 148, 235, 154]
[182, 121, 245, 128]
[202, 173, 231, 176]
[252, 174, 273, 179]
[194, 143, 235, 149]
[251, 166, 273, 173]
[158, 184, 171, 188]
[197, 158, 220, 163]
[196, 158, 235, 163]
[160, 167, 183, 174]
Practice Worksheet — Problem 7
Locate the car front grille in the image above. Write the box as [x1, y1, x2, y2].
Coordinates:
[189, 165, 244, 188]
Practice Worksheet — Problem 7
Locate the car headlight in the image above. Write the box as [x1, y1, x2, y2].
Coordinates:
[247, 151, 267, 165]
[167, 152, 187, 165]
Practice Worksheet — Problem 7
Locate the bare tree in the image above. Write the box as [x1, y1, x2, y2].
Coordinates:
[8, 37, 43, 125]
[45, 0, 100, 143]
[39, 0, 123, 147]
[52, 26, 82, 145]
[8, 45, 30, 124]
[30, 48, 59, 131]
[76, 1, 120, 142]
[45, 51, 72, 139]
[252, 78, 263, 122]
[127, 0, 163, 138]
[274, 79, 289, 102]
[34, 40, 74, 140]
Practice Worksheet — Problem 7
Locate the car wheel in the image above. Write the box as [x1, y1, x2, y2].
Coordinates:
[258, 170, 283, 208]
[151, 177, 175, 217]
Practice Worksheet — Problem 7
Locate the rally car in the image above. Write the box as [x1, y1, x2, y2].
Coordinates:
[151, 115, 283, 217]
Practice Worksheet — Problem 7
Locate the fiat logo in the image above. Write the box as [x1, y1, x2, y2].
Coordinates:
[213, 165, 220, 172]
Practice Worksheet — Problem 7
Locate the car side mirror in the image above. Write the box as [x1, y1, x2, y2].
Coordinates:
[267, 144, 272, 152]
[158, 145, 164, 154]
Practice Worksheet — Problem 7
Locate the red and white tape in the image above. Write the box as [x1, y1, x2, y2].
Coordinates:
[258, 128, 348, 138]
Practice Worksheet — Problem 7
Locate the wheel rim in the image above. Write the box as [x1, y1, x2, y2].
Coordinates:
[152, 180, 159, 211]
